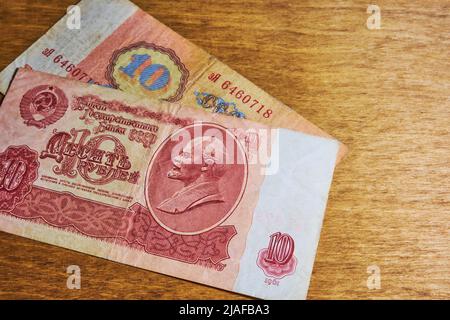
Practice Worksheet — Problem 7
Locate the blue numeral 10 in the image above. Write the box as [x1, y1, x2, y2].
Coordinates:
[119, 54, 170, 91]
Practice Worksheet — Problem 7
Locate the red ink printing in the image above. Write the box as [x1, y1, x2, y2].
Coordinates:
[257, 232, 297, 279]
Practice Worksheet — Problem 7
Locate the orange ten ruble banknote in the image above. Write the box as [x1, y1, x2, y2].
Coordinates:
[0, 0, 347, 163]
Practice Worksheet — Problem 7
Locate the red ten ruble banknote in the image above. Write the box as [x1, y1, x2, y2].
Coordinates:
[0, 68, 339, 299]
[0, 0, 347, 163]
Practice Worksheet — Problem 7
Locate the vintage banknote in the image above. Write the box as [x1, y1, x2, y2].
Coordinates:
[0, 0, 346, 162]
[0, 68, 339, 299]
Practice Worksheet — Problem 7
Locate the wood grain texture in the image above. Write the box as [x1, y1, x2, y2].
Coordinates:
[0, 0, 448, 300]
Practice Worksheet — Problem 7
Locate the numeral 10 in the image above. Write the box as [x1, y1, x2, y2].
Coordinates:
[264, 232, 295, 265]
[0, 159, 27, 192]
[119, 54, 170, 91]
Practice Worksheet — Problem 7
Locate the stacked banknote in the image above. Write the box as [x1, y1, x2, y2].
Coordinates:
[0, 0, 346, 299]
[0, 0, 346, 161]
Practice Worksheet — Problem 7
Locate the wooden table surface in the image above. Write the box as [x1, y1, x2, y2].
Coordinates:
[0, 0, 448, 300]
